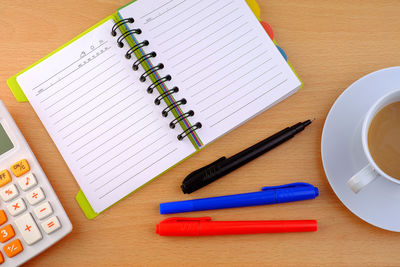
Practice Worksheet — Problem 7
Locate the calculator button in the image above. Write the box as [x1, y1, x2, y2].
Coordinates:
[41, 216, 61, 234]
[0, 170, 11, 187]
[17, 173, 37, 191]
[0, 225, 15, 243]
[0, 211, 7, 226]
[10, 159, 30, 177]
[0, 184, 19, 202]
[0, 251, 3, 264]
[15, 213, 42, 245]
[7, 198, 26, 216]
[27, 187, 45, 205]
[34, 202, 53, 220]
[3, 239, 23, 258]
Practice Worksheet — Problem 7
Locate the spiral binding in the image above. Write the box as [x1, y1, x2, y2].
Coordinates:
[169, 110, 194, 129]
[154, 87, 179, 105]
[162, 99, 187, 117]
[117, 29, 142, 48]
[111, 18, 134, 36]
[140, 63, 164, 82]
[132, 52, 156, 71]
[177, 123, 202, 141]
[147, 75, 171, 94]
[112, 18, 202, 142]
[125, 40, 149, 59]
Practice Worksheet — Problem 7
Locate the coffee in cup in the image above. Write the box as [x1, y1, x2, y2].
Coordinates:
[367, 101, 400, 180]
[347, 89, 400, 193]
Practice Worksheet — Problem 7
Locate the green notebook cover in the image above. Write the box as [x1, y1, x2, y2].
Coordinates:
[7, 0, 301, 219]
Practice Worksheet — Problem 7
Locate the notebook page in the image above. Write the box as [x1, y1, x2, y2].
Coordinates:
[119, 0, 301, 145]
[16, 19, 196, 213]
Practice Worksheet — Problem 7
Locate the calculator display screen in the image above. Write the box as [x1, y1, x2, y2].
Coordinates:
[0, 123, 14, 156]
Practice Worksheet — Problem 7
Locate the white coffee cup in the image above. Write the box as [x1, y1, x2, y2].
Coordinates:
[347, 89, 400, 193]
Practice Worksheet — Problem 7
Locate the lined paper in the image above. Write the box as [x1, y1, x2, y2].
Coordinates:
[17, 19, 196, 213]
[119, 0, 301, 145]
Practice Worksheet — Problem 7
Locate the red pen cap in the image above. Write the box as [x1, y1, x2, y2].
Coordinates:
[156, 217, 317, 236]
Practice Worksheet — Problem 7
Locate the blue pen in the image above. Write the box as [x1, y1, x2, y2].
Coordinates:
[160, 183, 319, 214]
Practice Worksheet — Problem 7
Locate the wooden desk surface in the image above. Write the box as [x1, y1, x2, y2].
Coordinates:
[1, 0, 400, 266]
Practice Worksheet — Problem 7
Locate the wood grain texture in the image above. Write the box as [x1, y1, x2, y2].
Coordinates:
[1, 0, 400, 266]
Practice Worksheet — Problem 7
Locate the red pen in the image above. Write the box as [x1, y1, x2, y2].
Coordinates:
[156, 217, 317, 236]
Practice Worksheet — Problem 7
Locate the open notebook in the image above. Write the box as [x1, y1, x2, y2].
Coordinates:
[7, 0, 301, 218]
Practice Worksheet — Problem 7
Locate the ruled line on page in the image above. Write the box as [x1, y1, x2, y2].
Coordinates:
[52, 72, 128, 124]
[148, 0, 202, 32]
[157, 1, 235, 45]
[41, 54, 117, 105]
[54, 73, 131, 130]
[209, 78, 288, 127]
[206, 72, 283, 120]
[153, 0, 219, 39]
[162, 15, 244, 56]
[64, 97, 146, 142]
[57, 84, 138, 133]
[77, 118, 159, 162]
[94, 138, 173, 188]
[140, 0, 174, 19]
[48, 68, 126, 118]
[143, 0, 186, 24]
[35, 46, 112, 97]
[198, 62, 276, 110]
[180, 36, 256, 83]
[185, 46, 264, 92]
[31, 41, 108, 91]
[166, 17, 246, 61]
[71, 108, 153, 153]
[98, 147, 177, 198]
[88, 131, 168, 183]
[84, 127, 164, 176]
[79, 122, 161, 169]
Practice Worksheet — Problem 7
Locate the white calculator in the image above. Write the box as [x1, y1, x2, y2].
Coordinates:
[0, 100, 72, 266]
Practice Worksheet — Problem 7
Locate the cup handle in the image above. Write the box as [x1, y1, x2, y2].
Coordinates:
[347, 164, 379, 193]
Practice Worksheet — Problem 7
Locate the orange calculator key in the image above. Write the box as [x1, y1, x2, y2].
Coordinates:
[0, 251, 3, 264]
[0, 170, 11, 187]
[10, 159, 30, 177]
[0, 225, 14, 243]
[3, 239, 23, 258]
[0, 211, 7, 226]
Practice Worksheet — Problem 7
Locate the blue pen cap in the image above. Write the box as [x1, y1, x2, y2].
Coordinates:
[261, 183, 319, 203]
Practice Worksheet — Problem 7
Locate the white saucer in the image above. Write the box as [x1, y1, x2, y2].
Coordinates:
[321, 66, 400, 232]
